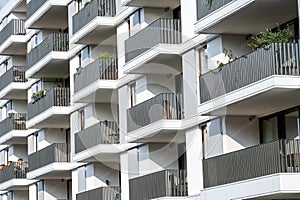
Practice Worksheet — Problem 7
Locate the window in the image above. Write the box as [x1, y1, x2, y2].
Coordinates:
[37, 180, 44, 200]
[199, 45, 209, 74]
[128, 10, 141, 37]
[79, 109, 85, 131]
[7, 191, 13, 200]
[130, 83, 136, 107]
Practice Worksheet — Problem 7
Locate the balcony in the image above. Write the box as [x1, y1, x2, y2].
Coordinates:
[122, 0, 179, 8]
[27, 87, 71, 129]
[77, 186, 120, 200]
[199, 42, 300, 116]
[124, 18, 182, 74]
[73, 121, 131, 162]
[0, 113, 31, 145]
[0, 19, 26, 55]
[73, 58, 118, 103]
[195, 0, 297, 34]
[26, 0, 69, 29]
[0, 162, 34, 190]
[204, 139, 300, 188]
[27, 143, 81, 179]
[126, 93, 184, 143]
[26, 33, 69, 79]
[72, 0, 120, 44]
[129, 169, 187, 200]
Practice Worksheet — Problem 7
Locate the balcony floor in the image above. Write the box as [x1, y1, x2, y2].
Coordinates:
[122, 0, 179, 8]
[27, 162, 84, 180]
[0, 179, 36, 191]
[26, 107, 72, 129]
[199, 76, 300, 116]
[0, 36, 27, 56]
[201, 173, 300, 200]
[195, 0, 297, 34]
[26, 4, 68, 29]
[0, 130, 35, 145]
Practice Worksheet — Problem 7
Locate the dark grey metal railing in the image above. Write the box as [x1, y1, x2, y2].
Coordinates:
[0, 19, 25, 46]
[130, 169, 187, 200]
[72, 0, 116, 34]
[200, 43, 300, 103]
[28, 143, 70, 172]
[0, 66, 26, 91]
[27, 87, 70, 120]
[197, 0, 234, 20]
[27, 33, 69, 69]
[203, 139, 300, 188]
[74, 58, 118, 93]
[0, 162, 28, 183]
[0, 113, 26, 137]
[127, 93, 183, 132]
[26, 0, 48, 19]
[76, 186, 120, 200]
[75, 121, 119, 153]
[125, 18, 182, 62]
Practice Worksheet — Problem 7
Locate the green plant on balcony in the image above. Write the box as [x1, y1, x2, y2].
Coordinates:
[84, 0, 91, 7]
[217, 48, 235, 68]
[100, 52, 116, 59]
[247, 25, 293, 49]
[31, 88, 48, 103]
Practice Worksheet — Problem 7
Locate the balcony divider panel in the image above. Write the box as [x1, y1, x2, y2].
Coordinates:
[72, 0, 116, 34]
[197, 0, 234, 20]
[27, 33, 69, 69]
[28, 143, 70, 172]
[127, 93, 183, 132]
[129, 169, 187, 200]
[74, 57, 118, 93]
[0, 19, 25, 46]
[0, 162, 28, 183]
[125, 18, 182, 62]
[75, 121, 119, 153]
[203, 139, 300, 188]
[200, 43, 300, 103]
[76, 186, 120, 200]
[27, 87, 70, 120]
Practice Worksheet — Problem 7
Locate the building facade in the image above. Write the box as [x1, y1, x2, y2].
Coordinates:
[0, 0, 297, 199]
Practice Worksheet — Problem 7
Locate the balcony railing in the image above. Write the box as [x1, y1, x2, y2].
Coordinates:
[26, 0, 48, 19]
[197, 0, 234, 20]
[27, 87, 70, 120]
[75, 121, 119, 153]
[127, 93, 183, 132]
[200, 42, 300, 103]
[204, 139, 300, 188]
[0, 19, 25, 46]
[125, 18, 182, 62]
[27, 33, 69, 69]
[130, 169, 187, 200]
[0, 66, 26, 91]
[74, 58, 118, 93]
[0, 113, 26, 137]
[76, 186, 120, 200]
[0, 162, 28, 183]
[28, 143, 70, 172]
[72, 0, 116, 34]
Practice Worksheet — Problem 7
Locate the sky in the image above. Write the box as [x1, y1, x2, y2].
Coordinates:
[0, 0, 7, 10]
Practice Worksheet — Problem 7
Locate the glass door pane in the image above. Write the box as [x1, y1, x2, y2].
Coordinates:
[285, 110, 299, 139]
[261, 116, 278, 143]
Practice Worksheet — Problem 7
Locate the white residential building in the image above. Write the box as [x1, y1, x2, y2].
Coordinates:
[0, 0, 298, 199]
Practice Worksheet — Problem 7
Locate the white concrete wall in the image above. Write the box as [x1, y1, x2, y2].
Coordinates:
[12, 190, 28, 200]
[118, 85, 129, 141]
[11, 100, 27, 114]
[141, 8, 173, 29]
[138, 143, 178, 176]
[29, 184, 37, 200]
[205, 118, 224, 158]
[37, 128, 67, 151]
[223, 116, 259, 153]
[181, 0, 197, 40]
[8, 144, 27, 162]
[43, 179, 68, 200]
[85, 162, 120, 190]
[11, 55, 26, 66]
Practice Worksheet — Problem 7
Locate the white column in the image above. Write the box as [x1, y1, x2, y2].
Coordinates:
[120, 149, 139, 200]
[29, 184, 37, 200]
[118, 85, 129, 142]
[182, 49, 199, 118]
[181, 0, 197, 41]
[185, 126, 203, 195]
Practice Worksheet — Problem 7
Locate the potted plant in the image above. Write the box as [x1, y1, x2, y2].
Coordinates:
[247, 25, 293, 49]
